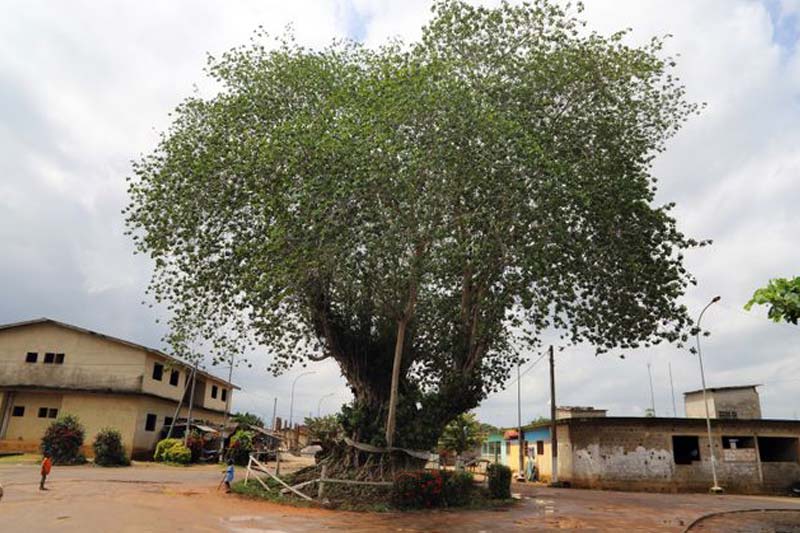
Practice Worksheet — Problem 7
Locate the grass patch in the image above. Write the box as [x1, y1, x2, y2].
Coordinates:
[231, 475, 517, 513]
[0, 453, 41, 464]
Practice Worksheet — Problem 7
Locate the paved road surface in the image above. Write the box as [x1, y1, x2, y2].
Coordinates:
[2, 462, 800, 532]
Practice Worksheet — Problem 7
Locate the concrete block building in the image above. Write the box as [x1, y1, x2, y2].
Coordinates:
[0, 318, 238, 459]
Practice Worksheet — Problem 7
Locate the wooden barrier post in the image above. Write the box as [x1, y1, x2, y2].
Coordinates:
[317, 464, 327, 500]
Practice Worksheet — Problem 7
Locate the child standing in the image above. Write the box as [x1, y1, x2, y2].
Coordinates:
[40, 453, 52, 491]
[223, 460, 234, 493]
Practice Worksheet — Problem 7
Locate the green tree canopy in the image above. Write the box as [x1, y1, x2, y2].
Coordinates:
[745, 277, 800, 325]
[439, 413, 482, 456]
[126, 0, 703, 456]
[231, 412, 265, 427]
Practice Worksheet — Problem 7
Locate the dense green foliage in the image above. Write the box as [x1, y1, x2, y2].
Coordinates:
[232, 412, 265, 427]
[439, 413, 482, 455]
[305, 415, 342, 451]
[92, 428, 130, 466]
[41, 414, 87, 465]
[154, 438, 191, 464]
[126, 0, 703, 455]
[745, 277, 800, 325]
[487, 464, 512, 499]
[227, 429, 255, 465]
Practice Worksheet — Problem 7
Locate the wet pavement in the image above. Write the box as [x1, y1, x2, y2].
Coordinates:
[2, 463, 800, 532]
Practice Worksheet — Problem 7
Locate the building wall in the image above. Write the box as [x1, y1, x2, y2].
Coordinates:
[685, 389, 760, 419]
[559, 418, 800, 494]
[0, 390, 227, 459]
[0, 323, 146, 392]
[141, 353, 186, 402]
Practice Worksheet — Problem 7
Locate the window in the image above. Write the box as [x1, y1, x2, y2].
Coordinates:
[48, 408, 58, 419]
[25, 352, 38, 363]
[164, 416, 174, 428]
[152, 363, 163, 381]
[672, 435, 701, 465]
[11, 406, 24, 417]
[537, 440, 545, 456]
[145, 413, 157, 432]
[169, 370, 180, 386]
[718, 410, 738, 419]
[38, 407, 48, 418]
[758, 437, 800, 462]
[221, 388, 227, 402]
[44, 352, 55, 364]
[211, 385, 218, 399]
[722, 436, 755, 449]
[55, 353, 65, 364]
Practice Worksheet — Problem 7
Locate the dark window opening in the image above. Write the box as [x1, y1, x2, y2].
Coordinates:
[145, 413, 157, 432]
[152, 363, 163, 381]
[169, 370, 180, 386]
[718, 410, 738, 419]
[536, 440, 545, 455]
[25, 352, 38, 363]
[11, 406, 24, 417]
[48, 408, 58, 419]
[55, 353, 65, 364]
[221, 388, 228, 402]
[164, 416, 174, 428]
[38, 407, 48, 418]
[722, 436, 755, 449]
[211, 385, 218, 399]
[673, 435, 701, 464]
[758, 437, 800, 462]
[44, 352, 55, 364]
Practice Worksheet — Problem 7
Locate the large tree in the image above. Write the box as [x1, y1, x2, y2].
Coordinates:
[745, 277, 800, 325]
[126, 0, 703, 473]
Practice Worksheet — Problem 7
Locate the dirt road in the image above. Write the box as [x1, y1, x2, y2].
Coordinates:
[2, 462, 799, 532]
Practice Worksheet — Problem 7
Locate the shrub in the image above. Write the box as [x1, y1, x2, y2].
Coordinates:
[391, 470, 444, 509]
[442, 470, 474, 507]
[486, 463, 512, 499]
[41, 414, 86, 465]
[93, 428, 130, 466]
[185, 431, 207, 463]
[154, 438, 191, 464]
[226, 429, 255, 466]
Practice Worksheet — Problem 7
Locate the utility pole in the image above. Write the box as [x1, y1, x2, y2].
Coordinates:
[184, 361, 198, 446]
[517, 360, 524, 481]
[218, 352, 235, 461]
[165, 365, 193, 440]
[669, 362, 677, 417]
[647, 363, 656, 417]
[549, 345, 558, 484]
[271, 397, 278, 430]
[696, 295, 723, 493]
[289, 371, 315, 429]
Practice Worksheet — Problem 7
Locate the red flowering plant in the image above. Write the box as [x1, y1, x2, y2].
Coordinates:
[391, 470, 444, 509]
[41, 414, 87, 465]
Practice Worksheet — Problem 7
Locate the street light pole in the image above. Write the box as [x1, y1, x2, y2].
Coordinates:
[696, 295, 722, 493]
[288, 371, 315, 429]
[317, 393, 334, 418]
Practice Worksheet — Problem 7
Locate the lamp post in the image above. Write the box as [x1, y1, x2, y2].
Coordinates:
[317, 392, 334, 418]
[288, 371, 315, 429]
[696, 295, 723, 493]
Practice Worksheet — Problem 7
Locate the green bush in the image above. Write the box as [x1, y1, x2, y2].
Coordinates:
[486, 463, 512, 499]
[391, 470, 444, 508]
[93, 428, 130, 466]
[41, 414, 87, 465]
[226, 429, 255, 466]
[154, 438, 191, 464]
[442, 470, 474, 506]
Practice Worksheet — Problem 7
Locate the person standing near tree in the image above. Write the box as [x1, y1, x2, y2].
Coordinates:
[39, 453, 52, 491]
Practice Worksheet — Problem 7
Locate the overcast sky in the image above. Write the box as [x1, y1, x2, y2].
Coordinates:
[1, 0, 798, 428]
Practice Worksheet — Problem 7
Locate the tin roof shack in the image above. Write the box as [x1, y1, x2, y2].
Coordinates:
[684, 385, 761, 419]
[555, 417, 800, 494]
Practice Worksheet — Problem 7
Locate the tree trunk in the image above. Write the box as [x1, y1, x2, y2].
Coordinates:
[384, 318, 407, 448]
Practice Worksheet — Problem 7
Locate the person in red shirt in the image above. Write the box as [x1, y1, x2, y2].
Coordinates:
[40, 453, 52, 491]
